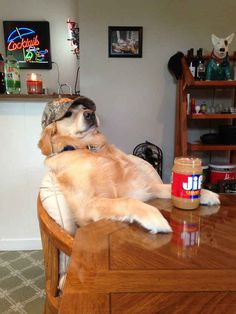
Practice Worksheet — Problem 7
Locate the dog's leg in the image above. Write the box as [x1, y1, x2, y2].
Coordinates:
[150, 183, 171, 199]
[128, 157, 219, 205]
[64, 195, 172, 234]
[149, 183, 220, 205]
[199, 189, 220, 205]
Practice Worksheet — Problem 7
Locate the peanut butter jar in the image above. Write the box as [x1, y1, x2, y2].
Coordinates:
[171, 157, 203, 210]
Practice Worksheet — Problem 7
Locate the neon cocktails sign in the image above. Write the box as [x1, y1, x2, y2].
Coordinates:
[6, 26, 48, 63]
[3, 21, 52, 69]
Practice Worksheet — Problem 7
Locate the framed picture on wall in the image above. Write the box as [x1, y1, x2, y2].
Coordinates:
[108, 26, 143, 58]
[3, 21, 52, 69]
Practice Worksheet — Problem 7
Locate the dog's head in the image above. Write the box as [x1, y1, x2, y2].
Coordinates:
[38, 96, 102, 156]
[211, 33, 234, 59]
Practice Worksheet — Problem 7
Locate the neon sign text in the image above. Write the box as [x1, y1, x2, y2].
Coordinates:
[8, 35, 40, 51]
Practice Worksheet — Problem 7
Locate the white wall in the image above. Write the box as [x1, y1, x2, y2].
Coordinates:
[79, 0, 236, 182]
[0, 0, 79, 250]
[0, 100, 46, 250]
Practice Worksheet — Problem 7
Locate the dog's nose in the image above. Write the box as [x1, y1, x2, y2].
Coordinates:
[220, 48, 225, 52]
[83, 111, 95, 121]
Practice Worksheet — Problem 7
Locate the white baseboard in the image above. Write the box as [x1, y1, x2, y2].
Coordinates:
[0, 238, 42, 251]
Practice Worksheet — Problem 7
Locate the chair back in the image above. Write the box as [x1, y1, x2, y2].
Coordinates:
[37, 195, 74, 314]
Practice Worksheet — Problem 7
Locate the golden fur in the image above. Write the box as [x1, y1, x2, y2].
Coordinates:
[38, 104, 219, 233]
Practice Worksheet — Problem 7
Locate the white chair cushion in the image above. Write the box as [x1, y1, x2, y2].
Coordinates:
[39, 172, 77, 289]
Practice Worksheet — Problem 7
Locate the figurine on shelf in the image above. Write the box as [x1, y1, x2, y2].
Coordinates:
[206, 33, 234, 80]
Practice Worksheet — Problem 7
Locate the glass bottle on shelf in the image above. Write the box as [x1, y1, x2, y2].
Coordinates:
[214, 103, 222, 113]
[4, 52, 21, 94]
[187, 48, 197, 78]
[190, 98, 196, 114]
[0, 53, 6, 94]
[200, 102, 207, 113]
[196, 48, 205, 80]
[208, 104, 215, 113]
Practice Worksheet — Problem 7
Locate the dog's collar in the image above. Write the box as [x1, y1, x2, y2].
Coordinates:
[61, 144, 99, 152]
[62, 145, 76, 152]
[211, 50, 227, 63]
[46, 144, 101, 158]
[87, 144, 100, 152]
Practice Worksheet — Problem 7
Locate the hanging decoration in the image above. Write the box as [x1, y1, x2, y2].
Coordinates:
[67, 18, 79, 58]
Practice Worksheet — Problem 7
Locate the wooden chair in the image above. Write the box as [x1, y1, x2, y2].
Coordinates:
[37, 195, 74, 314]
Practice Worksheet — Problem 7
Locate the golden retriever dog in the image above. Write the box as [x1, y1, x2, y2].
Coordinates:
[38, 96, 220, 233]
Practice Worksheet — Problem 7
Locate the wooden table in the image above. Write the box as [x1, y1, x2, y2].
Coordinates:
[59, 195, 236, 313]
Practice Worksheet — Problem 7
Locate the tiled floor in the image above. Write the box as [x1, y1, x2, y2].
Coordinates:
[0, 251, 45, 314]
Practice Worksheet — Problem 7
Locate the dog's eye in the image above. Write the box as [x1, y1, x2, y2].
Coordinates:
[64, 111, 73, 118]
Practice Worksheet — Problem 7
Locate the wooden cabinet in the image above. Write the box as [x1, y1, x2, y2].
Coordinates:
[174, 76, 236, 163]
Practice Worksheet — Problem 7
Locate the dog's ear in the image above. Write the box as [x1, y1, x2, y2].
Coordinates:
[211, 34, 220, 46]
[38, 123, 56, 156]
[226, 33, 234, 44]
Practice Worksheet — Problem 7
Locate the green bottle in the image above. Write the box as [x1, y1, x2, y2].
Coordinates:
[4, 52, 21, 94]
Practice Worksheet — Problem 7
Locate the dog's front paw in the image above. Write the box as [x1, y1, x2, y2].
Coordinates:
[200, 189, 220, 206]
[138, 205, 172, 234]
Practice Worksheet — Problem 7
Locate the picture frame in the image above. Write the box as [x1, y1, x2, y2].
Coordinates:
[3, 21, 52, 69]
[108, 26, 143, 58]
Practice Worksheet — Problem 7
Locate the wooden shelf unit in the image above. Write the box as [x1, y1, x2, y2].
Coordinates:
[174, 67, 236, 163]
[188, 143, 236, 152]
[188, 113, 236, 119]
[190, 80, 236, 88]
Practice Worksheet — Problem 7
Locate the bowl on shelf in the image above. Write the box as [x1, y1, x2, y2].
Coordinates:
[200, 133, 221, 144]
